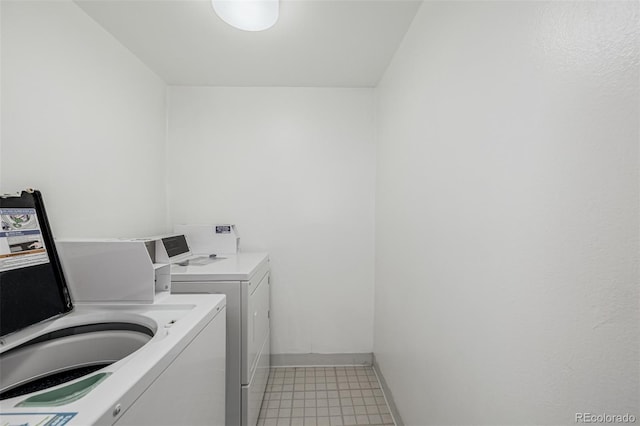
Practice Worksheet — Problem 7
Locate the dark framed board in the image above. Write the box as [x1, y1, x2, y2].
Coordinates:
[0, 190, 73, 337]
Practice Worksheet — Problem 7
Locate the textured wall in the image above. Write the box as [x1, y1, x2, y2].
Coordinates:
[374, 2, 639, 424]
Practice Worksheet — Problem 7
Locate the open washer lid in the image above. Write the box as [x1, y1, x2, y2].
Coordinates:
[0, 189, 73, 337]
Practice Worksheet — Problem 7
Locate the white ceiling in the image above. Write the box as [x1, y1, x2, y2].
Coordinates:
[75, 0, 421, 87]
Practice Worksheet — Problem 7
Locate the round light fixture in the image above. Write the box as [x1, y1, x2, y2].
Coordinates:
[212, 0, 279, 32]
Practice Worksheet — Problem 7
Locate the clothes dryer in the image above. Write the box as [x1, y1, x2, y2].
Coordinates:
[170, 252, 271, 426]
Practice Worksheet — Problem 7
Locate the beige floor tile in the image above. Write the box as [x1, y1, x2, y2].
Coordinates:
[317, 417, 331, 426]
[341, 406, 355, 416]
[368, 414, 382, 425]
[316, 407, 329, 417]
[355, 415, 369, 425]
[343, 415, 356, 426]
[279, 408, 292, 417]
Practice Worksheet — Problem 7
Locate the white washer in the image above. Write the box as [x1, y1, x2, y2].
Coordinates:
[0, 294, 227, 426]
[170, 252, 271, 426]
[0, 190, 227, 426]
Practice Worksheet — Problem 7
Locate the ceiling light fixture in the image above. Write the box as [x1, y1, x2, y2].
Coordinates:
[212, 0, 279, 32]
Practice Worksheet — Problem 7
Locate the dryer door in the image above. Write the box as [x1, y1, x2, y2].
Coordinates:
[246, 272, 270, 380]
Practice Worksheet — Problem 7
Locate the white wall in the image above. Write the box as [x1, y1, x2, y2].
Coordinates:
[168, 87, 375, 355]
[1, 1, 167, 238]
[374, 1, 639, 425]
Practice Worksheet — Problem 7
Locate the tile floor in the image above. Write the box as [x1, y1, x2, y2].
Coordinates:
[258, 366, 396, 426]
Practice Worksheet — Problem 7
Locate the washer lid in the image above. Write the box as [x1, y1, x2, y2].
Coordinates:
[0, 190, 73, 337]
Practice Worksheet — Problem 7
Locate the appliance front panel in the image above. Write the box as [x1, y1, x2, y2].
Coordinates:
[171, 281, 244, 426]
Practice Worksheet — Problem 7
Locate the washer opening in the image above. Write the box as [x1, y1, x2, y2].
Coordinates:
[0, 322, 154, 400]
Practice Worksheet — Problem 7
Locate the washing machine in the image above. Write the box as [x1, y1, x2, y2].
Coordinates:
[164, 240, 270, 426]
[0, 190, 227, 426]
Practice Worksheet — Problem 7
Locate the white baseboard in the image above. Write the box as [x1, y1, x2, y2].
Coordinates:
[270, 352, 373, 367]
[373, 354, 404, 426]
